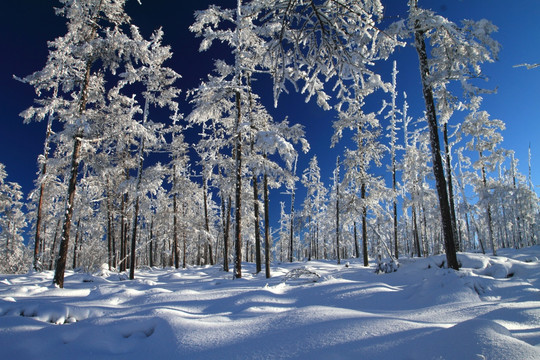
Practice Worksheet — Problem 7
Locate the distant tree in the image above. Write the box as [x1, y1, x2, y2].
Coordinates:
[301, 156, 328, 261]
[380, 61, 402, 259]
[461, 98, 507, 255]
[0, 164, 28, 274]
[120, 28, 181, 280]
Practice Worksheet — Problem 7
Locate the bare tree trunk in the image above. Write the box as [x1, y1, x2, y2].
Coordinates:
[53, 135, 82, 288]
[106, 185, 115, 270]
[203, 178, 214, 266]
[253, 175, 262, 273]
[129, 195, 140, 280]
[263, 168, 271, 278]
[119, 192, 127, 272]
[354, 221, 359, 258]
[72, 219, 81, 269]
[361, 183, 368, 267]
[223, 196, 232, 272]
[149, 218, 154, 268]
[443, 123, 459, 252]
[49, 219, 61, 271]
[173, 193, 180, 269]
[412, 204, 421, 257]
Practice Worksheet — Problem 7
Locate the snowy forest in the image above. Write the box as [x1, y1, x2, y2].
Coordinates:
[1, 0, 539, 286]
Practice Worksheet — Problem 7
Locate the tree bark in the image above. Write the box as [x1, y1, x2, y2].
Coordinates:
[443, 123, 459, 252]
[53, 135, 82, 288]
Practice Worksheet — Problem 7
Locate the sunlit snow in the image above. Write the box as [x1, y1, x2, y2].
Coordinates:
[1, 247, 540, 359]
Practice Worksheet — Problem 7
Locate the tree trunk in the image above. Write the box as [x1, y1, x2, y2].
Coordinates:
[412, 204, 421, 257]
[289, 186, 295, 263]
[354, 221, 359, 258]
[263, 169, 271, 278]
[412, 10, 459, 270]
[49, 219, 61, 271]
[173, 193, 180, 269]
[234, 91, 242, 279]
[33, 114, 55, 271]
[224, 196, 232, 272]
[53, 135, 82, 288]
[480, 157, 496, 255]
[253, 175, 262, 273]
[392, 163, 399, 259]
[361, 183, 368, 267]
[182, 202, 187, 269]
[106, 185, 115, 271]
[129, 195, 140, 280]
[203, 178, 214, 266]
[335, 156, 341, 265]
[149, 218, 154, 268]
[72, 219, 81, 269]
[443, 123, 459, 252]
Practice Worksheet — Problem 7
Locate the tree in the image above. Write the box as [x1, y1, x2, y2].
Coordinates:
[190, 0, 308, 278]
[380, 61, 402, 259]
[390, 0, 499, 269]
[20, 0, 180, 287]
[258, 0, 397, 108]
[461, 98, 507, 255]
[0, 163, 28, 274]
[119, 27, 181, 280]
[301, 156, 327, 261]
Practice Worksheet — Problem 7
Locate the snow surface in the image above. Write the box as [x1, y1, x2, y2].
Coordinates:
[1, 248, 540, 359]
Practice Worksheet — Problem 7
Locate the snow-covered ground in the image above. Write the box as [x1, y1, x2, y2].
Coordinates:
[1, 248, 540, 360]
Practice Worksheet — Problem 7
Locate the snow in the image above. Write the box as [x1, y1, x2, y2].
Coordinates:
[1, 248, 540, 359]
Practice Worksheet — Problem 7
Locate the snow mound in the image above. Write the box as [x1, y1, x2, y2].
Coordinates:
[410, 318, 540, 360]
[282, 267, 321, 284]
[0, 299, 88, 324]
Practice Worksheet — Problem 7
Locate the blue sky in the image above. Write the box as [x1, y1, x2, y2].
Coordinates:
[0, 0, 539, 222]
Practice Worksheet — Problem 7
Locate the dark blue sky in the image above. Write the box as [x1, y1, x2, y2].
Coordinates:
[1, 0, 539, 221]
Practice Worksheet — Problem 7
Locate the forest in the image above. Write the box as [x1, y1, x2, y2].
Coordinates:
[0, 0, 538, 288]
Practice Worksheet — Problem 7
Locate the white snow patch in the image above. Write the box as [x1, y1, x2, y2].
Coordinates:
[0, 247, 539, 359]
